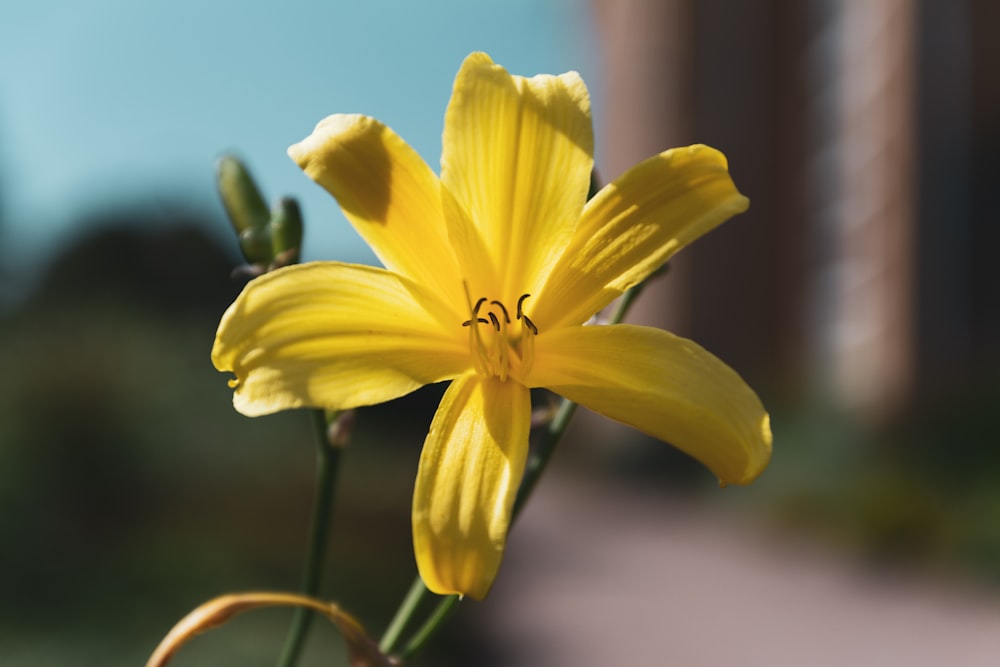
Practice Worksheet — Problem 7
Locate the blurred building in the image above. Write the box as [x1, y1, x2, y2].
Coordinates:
[592, 0, 999, 425]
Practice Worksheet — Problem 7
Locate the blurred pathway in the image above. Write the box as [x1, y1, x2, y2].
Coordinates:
[485, 476, 1000, 667]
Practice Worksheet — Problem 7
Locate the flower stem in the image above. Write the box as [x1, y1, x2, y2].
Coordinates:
[400, 594, 460, 657]
[379, 277, 655, 660]
[277, 410, 342, 667]
[377, 576, 429, 655]
[511, 397, 578, 521]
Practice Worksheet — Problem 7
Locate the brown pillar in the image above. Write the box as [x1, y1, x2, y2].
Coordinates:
[808, 0, 917, 421]
[592, 0, 695, 335]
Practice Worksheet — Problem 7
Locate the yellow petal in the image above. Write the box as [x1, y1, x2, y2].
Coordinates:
[412, 373, 531, 600]
[212, 262, 469, 416]
[533, 145, 750, 329]
[527, 324, 771, 485]
[288, 114, 464, 306]
[440, 52, 594, 302]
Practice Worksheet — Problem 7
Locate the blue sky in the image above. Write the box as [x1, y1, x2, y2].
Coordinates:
[0, 0, 597, 291]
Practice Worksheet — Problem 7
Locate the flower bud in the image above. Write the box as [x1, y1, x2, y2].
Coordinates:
[216, 155, 272, 264]
[269, 196, 303, 266]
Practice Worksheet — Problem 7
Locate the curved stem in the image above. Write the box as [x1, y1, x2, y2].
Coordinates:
[147, 591, 388, 667]
[277, 410, 342, 667]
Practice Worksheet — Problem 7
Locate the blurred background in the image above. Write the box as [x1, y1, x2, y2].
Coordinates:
[2, 0, 999, 665]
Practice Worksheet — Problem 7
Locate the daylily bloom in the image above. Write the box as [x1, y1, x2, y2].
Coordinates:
[213, 52, 772, 600]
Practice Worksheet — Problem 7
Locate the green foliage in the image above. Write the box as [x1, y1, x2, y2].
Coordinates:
[0, 221, 418, 665]
[752, 397, 1000, 584]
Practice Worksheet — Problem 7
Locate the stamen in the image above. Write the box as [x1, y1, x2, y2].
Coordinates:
[460, 284, 532, 382]
[516, 293, 538, 376]
[463, 281, 489, 376]
[493, 307, 509, 382]
[520, 316, 536, 377]
[516, 293, 531, 320]
[490, 300, 511, 323]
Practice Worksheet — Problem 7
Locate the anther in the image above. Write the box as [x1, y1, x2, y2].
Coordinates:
[522, 315, 538, 335]
[487, 312, 501, 331]
[490, 300, 511, 323]
[462, 318, 490, 327]
[472, 297, 488, 315]
[516, 294, 531, 320]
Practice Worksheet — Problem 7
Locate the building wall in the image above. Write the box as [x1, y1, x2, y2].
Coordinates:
[590, 0, 996, 425]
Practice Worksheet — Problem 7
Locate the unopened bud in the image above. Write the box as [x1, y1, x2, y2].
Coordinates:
[216, 155, 272, 264]
[326, 410, 356, 448]
[269, 197, 303, 266]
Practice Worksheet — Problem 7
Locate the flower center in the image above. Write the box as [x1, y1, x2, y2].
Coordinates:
[462, 290, 537, 382]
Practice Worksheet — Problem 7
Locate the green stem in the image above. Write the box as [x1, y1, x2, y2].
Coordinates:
[277, 410, 342, 667]
[380, 278, 655, 660]
[511, 396, 578, 521]
[608, 264, 659, 324]
[377, 575, 429, 655]
[400, 595, 460, 658]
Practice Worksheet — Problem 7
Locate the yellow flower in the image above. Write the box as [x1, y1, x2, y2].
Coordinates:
[212, 53, 772, 600]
